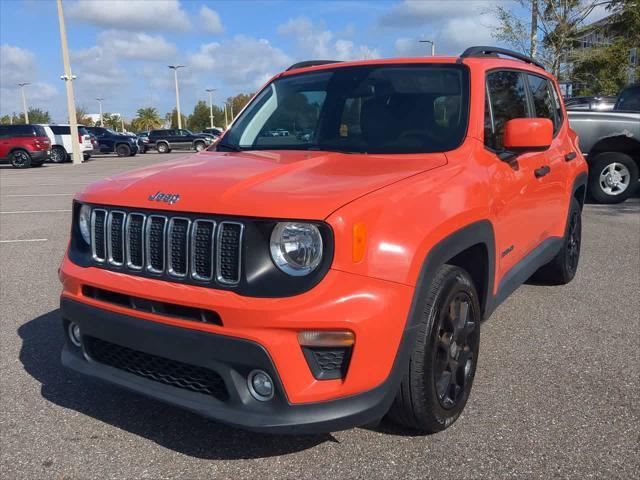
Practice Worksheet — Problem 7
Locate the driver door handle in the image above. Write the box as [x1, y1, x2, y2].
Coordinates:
[534, 166, 551, 178]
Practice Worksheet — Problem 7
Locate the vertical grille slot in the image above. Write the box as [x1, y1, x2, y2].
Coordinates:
[191, 220, 215, 281]
[107, 211, 125, 266]
[216, 221, 243, 285]
[126, 213, 145, 270]
[167, 217, 190, 277]
[146, 215, 167, 273]
[91, 209, 107, 262]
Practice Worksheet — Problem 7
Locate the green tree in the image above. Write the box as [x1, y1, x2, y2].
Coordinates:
[489, 1, 608, 77]
[102, 113, 121, 130]
[224, 93, 253, 126]
[134, 107, 162, 131]
[165, 108, 188, 129]
[5, 108, 52, 124]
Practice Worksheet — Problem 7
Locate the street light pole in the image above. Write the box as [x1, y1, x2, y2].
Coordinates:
[419, 39, 435, 56]
[96, 97, 104, 126]
[205, 88, 216, 128]
[18, 83, 30, 123]
[56, 0, 82, 164]
[168, 65, 185, 129]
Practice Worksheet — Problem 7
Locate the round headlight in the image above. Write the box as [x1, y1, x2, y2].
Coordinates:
[270, 222, 323, 276]
[78, 204, 91, 244]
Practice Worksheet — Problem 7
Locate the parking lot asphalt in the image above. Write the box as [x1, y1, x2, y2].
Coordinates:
[1, 152, 638, 479]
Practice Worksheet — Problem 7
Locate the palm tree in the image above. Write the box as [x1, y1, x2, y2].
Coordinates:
[102, 113, 121, 131]
[135, 107, 162, 131]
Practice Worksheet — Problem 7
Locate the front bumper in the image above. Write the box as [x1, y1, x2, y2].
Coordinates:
[61, 298, 414, 433]
[59, 258, 416, 433]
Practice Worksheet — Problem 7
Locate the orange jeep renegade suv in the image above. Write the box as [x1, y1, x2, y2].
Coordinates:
[59, 47, 588, 434]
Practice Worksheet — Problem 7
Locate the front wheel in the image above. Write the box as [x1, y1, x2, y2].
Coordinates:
[388, 265, 481, 433]
[194, 141, 206, 152]
[10, 150, 32, 168]
[588, 152, 638, 204]
[156, 142, 170, 153]
[50, 146, 67, 163]
[115, 144, 131, 157]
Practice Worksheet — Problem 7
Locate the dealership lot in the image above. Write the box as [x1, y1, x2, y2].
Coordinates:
[0, 153, 638, 479]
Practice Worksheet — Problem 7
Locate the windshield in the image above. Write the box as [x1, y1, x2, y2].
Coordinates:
[220, 64, 469, 154]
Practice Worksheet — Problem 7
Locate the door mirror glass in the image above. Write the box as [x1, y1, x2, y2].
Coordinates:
[503, 118, 553, 153]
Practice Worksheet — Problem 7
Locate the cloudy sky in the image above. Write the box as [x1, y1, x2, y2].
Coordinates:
[0, 0, 607, 122]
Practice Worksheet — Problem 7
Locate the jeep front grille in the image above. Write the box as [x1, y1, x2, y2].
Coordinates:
[90, 208, 243, 286]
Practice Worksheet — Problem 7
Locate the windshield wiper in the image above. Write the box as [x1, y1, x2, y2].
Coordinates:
[216, 142, 242, 152]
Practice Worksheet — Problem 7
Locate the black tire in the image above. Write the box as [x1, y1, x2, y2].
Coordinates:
[156, 142, 170, 153]
[50, 146, 67, 163]
[388, 265, 481, 433]
[115, 144, 131, 157]
[588, 152, 639, 204]
[83, 153, 91, 161]
[10, 149, 32, 168]
[531, 197, 582, 285]
[194, 140, 206, 152]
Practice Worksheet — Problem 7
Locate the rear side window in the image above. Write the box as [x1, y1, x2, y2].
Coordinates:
[527, 74, 562, 134]
[4, 125, 39, 137]
[484, 70, 529, 150]
[32, 125, 47, 137]
[51, 125, 71, 135]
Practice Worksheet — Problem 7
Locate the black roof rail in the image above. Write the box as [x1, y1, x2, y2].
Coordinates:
[286, 60, 342, 71]
[460, 46, 546, 70]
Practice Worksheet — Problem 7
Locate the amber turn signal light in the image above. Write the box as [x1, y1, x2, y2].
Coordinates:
[298, 331, 355, 347]
[352, 222, 367, 263]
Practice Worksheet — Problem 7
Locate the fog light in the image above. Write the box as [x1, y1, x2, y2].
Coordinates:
[68, 322, 82, 347]
[247, 369, 274, 401]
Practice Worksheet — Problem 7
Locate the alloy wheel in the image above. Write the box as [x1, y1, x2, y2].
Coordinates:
[599, 162, 630, 195]
[434, 293, 478, 410]
[51, 148, 65, 163]
[11, 151, 30, 168]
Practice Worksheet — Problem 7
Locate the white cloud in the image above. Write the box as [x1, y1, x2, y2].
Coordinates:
[68, 0, 190, 31]
[0, 45, 58, 114]
[388, 1, 500, 57]
[96, 30, 178, 60]
[189, 35, 291, 90]
[200, 5, 224, 34]
[278, 17, 379, 61]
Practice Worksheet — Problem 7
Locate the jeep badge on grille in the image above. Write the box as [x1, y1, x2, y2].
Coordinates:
[148, 191, 180, 205]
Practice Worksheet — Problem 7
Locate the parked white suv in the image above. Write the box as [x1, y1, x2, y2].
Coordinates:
[39, 124, 93, 163]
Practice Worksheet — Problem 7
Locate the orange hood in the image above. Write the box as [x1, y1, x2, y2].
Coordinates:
[77, 150, 447, 219]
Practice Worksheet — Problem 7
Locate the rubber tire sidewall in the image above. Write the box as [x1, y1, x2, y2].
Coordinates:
[389, 265, 481, 433]
[115, 144, 131, 157]
[194, 141, 205, 152]
[156, 142, 170, 153]
[50, 146, 67, 163]
[588, 152, 639, 204]
[10, 150, 32, 168]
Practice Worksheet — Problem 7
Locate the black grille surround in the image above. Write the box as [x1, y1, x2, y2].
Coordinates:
[70, 202, 335, 298]
[84, 336, 229, 400]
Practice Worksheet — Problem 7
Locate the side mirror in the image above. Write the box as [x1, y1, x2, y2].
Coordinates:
[503, 118, 553, 153]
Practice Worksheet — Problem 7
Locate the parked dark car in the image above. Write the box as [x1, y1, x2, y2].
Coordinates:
[83, 126, 139, 157]
[148, 129, 213, 153]
[135, 131, 151, 153]
[0, 124, 51, 168]
[202, 127, 223, 137]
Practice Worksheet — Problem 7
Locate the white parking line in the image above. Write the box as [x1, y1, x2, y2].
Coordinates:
[1, 193, 74, 197]
[0, 209, 71, 214]
[0, 238, 48, 243]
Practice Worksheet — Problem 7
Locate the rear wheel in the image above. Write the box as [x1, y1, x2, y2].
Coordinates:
[10, 149, 32, 168]
[531, 197, 582, 285]
[115, 144, 131, 157]
[388, 265, 480, 433]
[50, 146, 67, 163]
[588, 152, 638, 204]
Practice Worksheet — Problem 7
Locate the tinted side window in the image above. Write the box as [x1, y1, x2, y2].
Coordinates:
[485, 70, 529, 150]
[0, 125, 8, 138]
[32, 125, 47, 137]
[6, 125, 36, 137]
[527, 74, 561, 134]
[51, 125, 71, 135]
[615, 86, 640, 111]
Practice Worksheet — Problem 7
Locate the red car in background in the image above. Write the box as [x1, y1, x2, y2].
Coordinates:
[0, 124, 51, 168]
